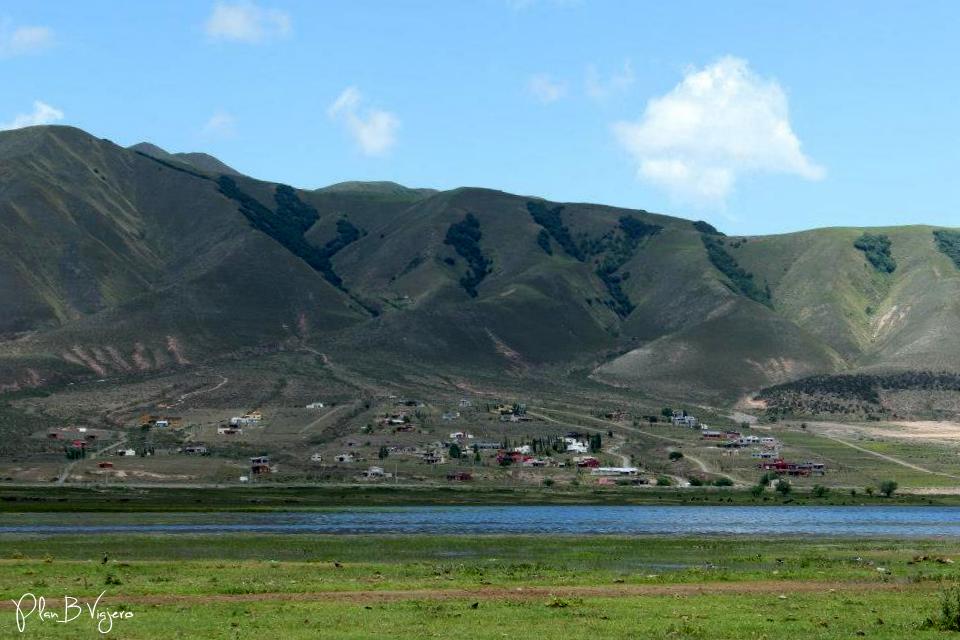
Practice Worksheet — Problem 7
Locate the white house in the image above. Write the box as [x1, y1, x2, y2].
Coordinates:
[590, 467, 639, 476]
[566, 441, 589, 454]
[335, 453, 354, 463]
[310, 453, 323, 463]
[672, 415, 699, 427]
[306, 402, 325, 409]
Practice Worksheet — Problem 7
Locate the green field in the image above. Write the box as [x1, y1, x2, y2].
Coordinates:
[1, 533, 959, 638]
[2, 483, 960, 512]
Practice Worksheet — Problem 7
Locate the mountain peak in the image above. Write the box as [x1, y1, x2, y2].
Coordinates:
[318, 180, 437, 200]
[127, 142, 242, 176]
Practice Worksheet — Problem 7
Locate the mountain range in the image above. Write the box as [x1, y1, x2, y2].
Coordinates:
[2, 125, 959, 404]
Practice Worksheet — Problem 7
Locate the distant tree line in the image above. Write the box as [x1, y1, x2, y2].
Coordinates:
[692, 220, 723, 235]
[854, 232, 896, 273]
[934, 229, 960, 270]
[757, 370, 960, 417]
[444, 213, 492, 297]
[701, 235, 772, 307]
[593, 216, 663, 318]
[218, 177, 374, 314]
[526, 201, 584, 261]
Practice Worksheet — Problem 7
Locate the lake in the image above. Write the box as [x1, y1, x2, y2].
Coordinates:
[3, 505, 960, 537]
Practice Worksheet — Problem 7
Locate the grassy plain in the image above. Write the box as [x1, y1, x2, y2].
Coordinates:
[0, 534, 959, 638]
[3, 483, 960, 512]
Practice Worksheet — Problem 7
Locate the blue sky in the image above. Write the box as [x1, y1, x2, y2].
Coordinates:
[2, 1, 958, 235]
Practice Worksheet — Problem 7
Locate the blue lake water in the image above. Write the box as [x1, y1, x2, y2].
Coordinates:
[3, 506, 960, 537]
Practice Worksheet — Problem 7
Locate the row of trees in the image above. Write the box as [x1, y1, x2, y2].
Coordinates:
[751, 473, 898, 498]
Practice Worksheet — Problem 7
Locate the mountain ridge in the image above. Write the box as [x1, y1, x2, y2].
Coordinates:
[1, 125, 959, 403]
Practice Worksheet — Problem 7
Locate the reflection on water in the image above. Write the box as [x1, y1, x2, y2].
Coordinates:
[3, 506, 960, 537]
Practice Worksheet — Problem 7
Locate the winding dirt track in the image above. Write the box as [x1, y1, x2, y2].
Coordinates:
[812, 427, 960, 480]
[0, 580, 929, 608]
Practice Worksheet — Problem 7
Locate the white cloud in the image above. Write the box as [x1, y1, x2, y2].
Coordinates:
[204, 1, 291, 43]
[202, 110, 237, 137]
[612, 56, 824, 206]
[528, 73, 566, 104]
[0, 21, 54, 57]
[1, 101, 64, 130]
[328, 86, 399, 157]
[585, 60, 634, 101]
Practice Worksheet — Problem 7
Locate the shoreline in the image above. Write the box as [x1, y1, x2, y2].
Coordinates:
[2, 483, 958, 512]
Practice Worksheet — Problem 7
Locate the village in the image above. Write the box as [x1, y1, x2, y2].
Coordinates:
[27, 392, 829, 490]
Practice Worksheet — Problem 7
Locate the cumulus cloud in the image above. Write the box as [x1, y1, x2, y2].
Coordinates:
[612, 56, 824, 206]
[204, 1, 291, 43]
[202, 110, 237, 137]
[585, 60, 634, 101]
[528, 73, 566, 104]
[0, 21, 54, 57]
[1, 101, 64, 130]
[328, 86, 399, 157]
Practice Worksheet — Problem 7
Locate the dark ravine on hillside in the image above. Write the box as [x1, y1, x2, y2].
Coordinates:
[2, 125, 960, 404]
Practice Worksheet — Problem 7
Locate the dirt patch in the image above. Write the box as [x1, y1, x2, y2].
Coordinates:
[883, 421, 960, 442]
[0, 580, 930, 609]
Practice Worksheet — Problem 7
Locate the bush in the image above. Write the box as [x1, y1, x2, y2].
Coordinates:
[750, 484, 766, 497]
[922, 586, 960, 631]
[687, 476, 704, 487]
[811, 484, 829, 498]
[668, 451, 684, 461]
[759, 472, 779, 486]
[542, 478, 554, 487]
[536, 229, 553, 255]
[879, 480, 898, 497]
[854, 233, 896, 273]
[656, 476, 673, 487]
[713, 477, 734, 487]
[775, 479, 792, 495]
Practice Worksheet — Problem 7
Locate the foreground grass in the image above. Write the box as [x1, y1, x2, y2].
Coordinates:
[0, 535, 959, 637]
[4, 592, 950, 639]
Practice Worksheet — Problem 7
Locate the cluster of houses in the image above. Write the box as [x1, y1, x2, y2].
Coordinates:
[703, 430, 778, 448]
[495, 403, 532, 423]
[758, 458, 826, 476]
[139, 415, 183, 429]
[358, 465, 393, 480]
[250, 455, 272, 476]
[671, 410, 699, 428]
[229, 411, 262, 427]
[48, 426, 101, 443]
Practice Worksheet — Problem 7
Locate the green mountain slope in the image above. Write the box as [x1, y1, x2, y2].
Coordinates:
[1, 125, 959, 403]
